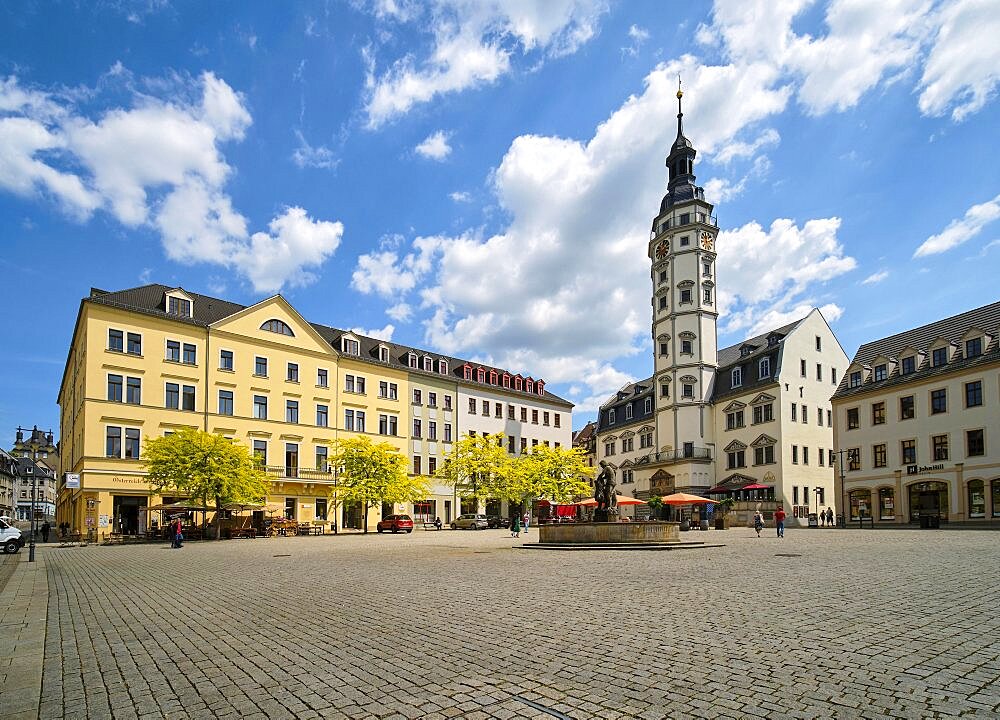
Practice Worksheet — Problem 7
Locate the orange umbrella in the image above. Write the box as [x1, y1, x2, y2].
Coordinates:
[660, 492, 719, 505]
[575, 495, 647, 507]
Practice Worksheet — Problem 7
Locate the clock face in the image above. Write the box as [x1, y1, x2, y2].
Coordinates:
[700, 231, 714, 250]
[655, 240, 669, 259]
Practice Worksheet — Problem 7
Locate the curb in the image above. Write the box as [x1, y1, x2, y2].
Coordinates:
[0, 552, 48, 720]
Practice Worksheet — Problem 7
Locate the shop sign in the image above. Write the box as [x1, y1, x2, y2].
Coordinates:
[99, 515, 109, 528]
[906, 463, 944, 475]
[65, 473, 81, 488]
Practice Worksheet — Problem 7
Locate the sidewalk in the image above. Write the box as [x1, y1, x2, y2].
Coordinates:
[0, 552, 48, 720]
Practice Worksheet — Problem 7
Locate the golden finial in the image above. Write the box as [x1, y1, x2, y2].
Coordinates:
[676, 74, 683, 100]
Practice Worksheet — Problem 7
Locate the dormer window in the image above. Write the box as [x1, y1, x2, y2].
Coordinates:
[439, 360, 448, 375]
[341, 337, 359, 355]
[732, 368, 742, 387]
[966, 337, 982, 358]
[849, 370, 862, 388]
[463, 364, 473, 380]
[514, 376, 523, 391]
[537, 380, 545, 396]
[932, 347, 948, 367]
[378, 346, 389, 363]
[767, 333, 779, 347]
[759, 357, 770, 378]
[900, 356, 916, 375]
[477, 368, 486, 383]
[502, 373, 511, 388]
[609, 409, 616, 424]
[526, 379, 534, 394]
[873, 364, 887, 382]
[167, 296, 192, 318]
[262, 319, 294, 337]
[489, 370, 498, 385]
[423, 356, 433, 372]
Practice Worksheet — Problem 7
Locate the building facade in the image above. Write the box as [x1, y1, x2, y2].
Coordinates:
[56, 285, 572, 535]
[595, 88, 849, 524]
[0, 449, 17, 517]
[833, 301, 1000, 525]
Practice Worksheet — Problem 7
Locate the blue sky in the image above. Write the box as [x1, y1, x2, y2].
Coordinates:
[2, 0, 999, 438]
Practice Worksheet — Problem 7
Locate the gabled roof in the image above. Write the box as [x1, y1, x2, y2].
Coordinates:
[78, 284, 572, 406]
[716, 318, 802, 369]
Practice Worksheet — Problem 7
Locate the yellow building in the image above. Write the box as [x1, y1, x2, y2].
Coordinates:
[56, 284, 572, 535]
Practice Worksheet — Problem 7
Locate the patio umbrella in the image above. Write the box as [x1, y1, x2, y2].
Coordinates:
[660, 492, 719, 505]
[740, 483, 770, 490]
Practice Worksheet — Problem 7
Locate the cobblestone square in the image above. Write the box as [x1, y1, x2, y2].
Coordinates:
[4, 528, 1000, 719]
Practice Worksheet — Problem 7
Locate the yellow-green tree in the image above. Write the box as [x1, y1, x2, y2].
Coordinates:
[516, 444, 592, 504]
[435, 432, 513, 507]
[143, 428, 270, 539]
[329, 436, 429, 533]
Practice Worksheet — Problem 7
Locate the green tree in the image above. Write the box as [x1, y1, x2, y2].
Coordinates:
[646, 495, 664, 520]
[435, 432, 513, 508]
[516, 444, 592, 506]
[143, 428, 270, 539]
[329, 436, 429, 533]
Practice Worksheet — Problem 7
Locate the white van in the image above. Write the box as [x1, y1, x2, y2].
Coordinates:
[0, 516, 25, 554]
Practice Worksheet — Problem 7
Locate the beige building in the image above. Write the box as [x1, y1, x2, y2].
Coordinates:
[833, 301, 1000, 525]
[594, 90, 849, 525]
[56, 284, 571, 536]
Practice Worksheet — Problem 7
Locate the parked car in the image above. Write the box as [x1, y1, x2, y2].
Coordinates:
[1, 517, 25, 554]
[376, 514, 414, 533]
[486, 515, 511, 529]
[451, 513, 489, 530]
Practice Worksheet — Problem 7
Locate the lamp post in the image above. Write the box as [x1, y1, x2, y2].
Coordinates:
[14, 426, 57, 563]
[833, 448, 851, 528]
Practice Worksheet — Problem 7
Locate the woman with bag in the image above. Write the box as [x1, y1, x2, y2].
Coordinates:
[753, 511, 764, 538]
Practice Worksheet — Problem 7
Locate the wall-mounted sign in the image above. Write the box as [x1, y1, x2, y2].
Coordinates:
[98, 514, 109, 528]
[65, 473, 80, 488]
[906, 463, 944, 476]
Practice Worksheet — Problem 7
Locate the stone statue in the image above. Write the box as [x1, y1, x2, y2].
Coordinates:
[594, 460, 618, 522]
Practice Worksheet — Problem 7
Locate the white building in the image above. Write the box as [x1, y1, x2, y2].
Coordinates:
[833, 301, 1000, 525]
[595, 88, 849, 525]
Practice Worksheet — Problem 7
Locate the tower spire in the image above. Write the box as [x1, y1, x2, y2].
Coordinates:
[676, 75, 684, 139]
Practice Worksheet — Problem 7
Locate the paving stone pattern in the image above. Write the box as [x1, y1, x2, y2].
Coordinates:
[32, 529, 1000, 719]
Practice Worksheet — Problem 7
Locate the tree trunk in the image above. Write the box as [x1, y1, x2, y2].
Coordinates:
[363, 502, 369, 534]
[215, 498, 223, 540]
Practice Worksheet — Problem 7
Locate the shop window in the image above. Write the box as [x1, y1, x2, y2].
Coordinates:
[992, 480, 1000, 518]
[968, 479, 986, 518]
[878, 488, 895, 521]
[849, 489, 871, 520]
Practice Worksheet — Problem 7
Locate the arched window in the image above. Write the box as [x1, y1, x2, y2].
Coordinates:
[968, 479, 985, 518]
[261, 319, 294, 336]
[992, 479, 1000, 518]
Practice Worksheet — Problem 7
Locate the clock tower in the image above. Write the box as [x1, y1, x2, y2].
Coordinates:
[647, 82, 719, 492]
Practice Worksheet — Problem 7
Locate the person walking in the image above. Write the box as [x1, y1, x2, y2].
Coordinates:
[522, 511, 530, 534]
[826, 507, 834, 527]
[511, 515, 520, 538]
[41, 521, 50, 543]
[172, 518, 183, 549]
[753, 511, 764, 538]
[819, 510, 826, 527]
[774, 506, 787, 538]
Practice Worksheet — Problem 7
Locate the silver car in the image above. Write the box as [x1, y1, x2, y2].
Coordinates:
[451, 513, 489, 530]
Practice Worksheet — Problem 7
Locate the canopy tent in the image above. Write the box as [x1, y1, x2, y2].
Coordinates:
[660, 492, 719, 505]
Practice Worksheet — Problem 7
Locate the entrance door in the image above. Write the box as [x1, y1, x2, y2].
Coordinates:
[908, 481, 949, 522]
[112, 496, 148, 535]
[285, 443, 299, 479]
[343, 501, 362, 529]
[444, 500, 452, 524]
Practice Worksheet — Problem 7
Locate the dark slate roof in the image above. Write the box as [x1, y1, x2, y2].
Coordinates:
[716, 319, 801, 370]
[83, 284, 572, 407]
[833, 300, 1000, 400]
[710, 318, 801, 403]
[596, 378, 655, 433]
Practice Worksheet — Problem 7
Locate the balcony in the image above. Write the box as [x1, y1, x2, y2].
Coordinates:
[635, 447, 712, 465]
[261, 465, 336, 484]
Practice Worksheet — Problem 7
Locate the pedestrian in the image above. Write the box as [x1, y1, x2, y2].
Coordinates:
[522, 511, 530, 533]
[819, 510, 826, 527]
[511, 515, 520, 538]
[826, 507, 834, 527]
[41, 521, 50, 543]
[172, 518, 184, 549]
[433, 516, 442, 530]
[774, 506, 787, 538]
[753, 511, 764, 537]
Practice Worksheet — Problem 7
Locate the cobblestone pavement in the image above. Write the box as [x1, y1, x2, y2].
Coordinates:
[30, 529, 1000, 719]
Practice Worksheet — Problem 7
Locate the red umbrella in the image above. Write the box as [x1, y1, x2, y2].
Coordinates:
[740, 483, 770, 490]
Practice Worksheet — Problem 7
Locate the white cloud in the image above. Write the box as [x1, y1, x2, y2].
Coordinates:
[0, 70, 344, 293]
[742, 302, 844, 339]
[918, 0, 1000, 121]
[914, 193, 1000, 257]
[292, 130, 338, 170]
[386, 302, 413, 321]
[363, 0, 608, 127]
[415, 130, 452, 160]
[449, 190, 471, 202]
[622, 23, 649, 57]
[352, 324, 396, 341]
[861, 270, 889, 285]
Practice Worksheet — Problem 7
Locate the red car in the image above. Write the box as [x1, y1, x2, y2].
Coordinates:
[376, 514, 414, 533]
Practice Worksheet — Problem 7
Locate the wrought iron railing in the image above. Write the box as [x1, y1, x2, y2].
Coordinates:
[261, 465, 336, 483]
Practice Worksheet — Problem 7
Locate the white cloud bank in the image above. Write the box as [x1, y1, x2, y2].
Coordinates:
[0, 71, 343, 293]
[363, 0, 609, 127]
[415, 130, 452, 160]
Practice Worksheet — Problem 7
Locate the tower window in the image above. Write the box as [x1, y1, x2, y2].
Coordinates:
[658, 296, 667, 310]
[659, 342, 669, 357]
[680, 289, 692, 304]
[679, 235, 690, 246]
[681, 340, 693, 355]
[703, 287, 712, 303]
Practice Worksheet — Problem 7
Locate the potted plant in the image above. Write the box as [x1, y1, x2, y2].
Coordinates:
[715, 497, 735, 530]
[645, 495, 663, 521]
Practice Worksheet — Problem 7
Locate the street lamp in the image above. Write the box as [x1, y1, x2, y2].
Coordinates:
[14, 426, 57, 563]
